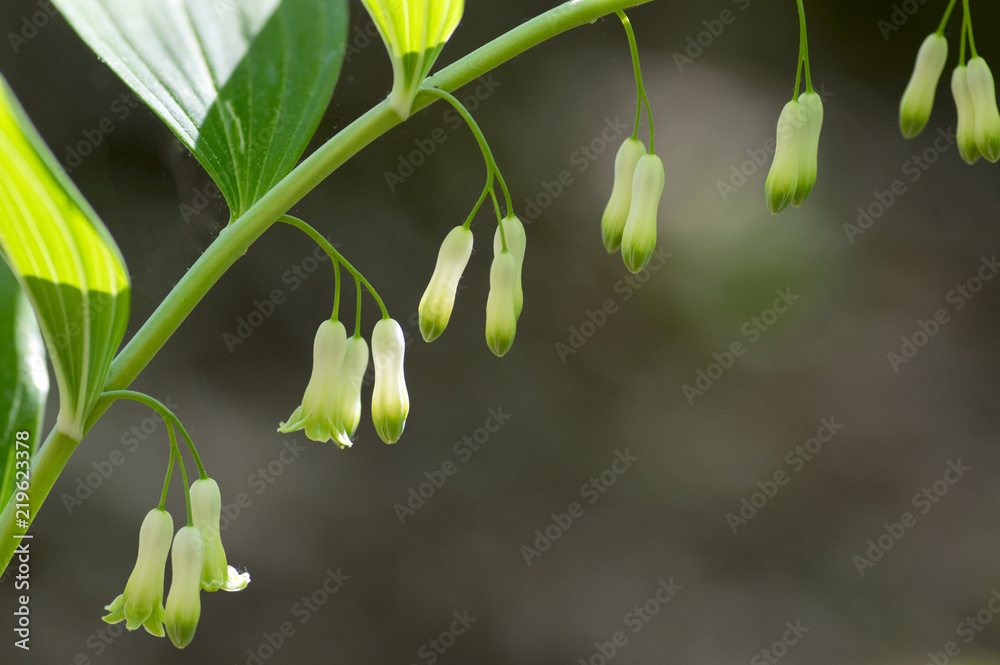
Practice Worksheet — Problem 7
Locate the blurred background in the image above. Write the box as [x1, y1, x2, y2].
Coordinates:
[3, 0, 1000, 663]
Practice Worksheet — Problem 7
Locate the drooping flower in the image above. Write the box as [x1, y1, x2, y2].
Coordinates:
[601, 137, 646, 253]
[103, 508, 174, 637]
[278, 319, 349, 444]
[765, 100, 807, 214]
[360, 0, 465, 119]
[332, 335, 369, 445]
[419, 225, 474, 342]
[164, 526, 205, 649]
[493, 215, 526, 320]
[371, 318, 409, 443]
[952, 65, 981, 164]
[190, 478, 250, 593]
[966, 56, 1000, 163]
[485, 251, 517, 357]
[620, 153, 665, 273]
[899, 33, 949, 139]
[792, 91, 824, 207]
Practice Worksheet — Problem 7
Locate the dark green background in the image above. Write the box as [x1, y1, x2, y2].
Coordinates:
[3, 0, 1000, 663]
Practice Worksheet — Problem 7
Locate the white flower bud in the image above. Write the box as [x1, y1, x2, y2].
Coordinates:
[952, 65, 981, 164]
[966, 56, 1000, 163]
[765, 100, 807, 214]
[164, 526, 205, 649]
[371, 318, 408, 444]
[493, 215, 526, 320]
[620, 153, 665, 274]
[278, 320, 349, 444]
[102, 508, 173, 637]
[485, 251, 517, 357]
[332, 336, 369, 445]
[792, 91, 824, 207]
[190, 478, 250, 593]
[899, 33, 948, 139]
[419, 226, 473, 342]
[601, 137, 646, 253]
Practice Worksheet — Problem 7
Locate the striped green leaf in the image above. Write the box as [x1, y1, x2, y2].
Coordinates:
[0, 74, 130, 440]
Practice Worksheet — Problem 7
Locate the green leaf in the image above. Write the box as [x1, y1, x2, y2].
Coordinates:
[52, 0, 349, 219]
[361, 0, 464, 118]
[0, 261, 47, 509]
[0, 74, 130, 440]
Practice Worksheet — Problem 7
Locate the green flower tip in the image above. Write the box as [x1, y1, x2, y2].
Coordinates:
[164, 526, 205, 649]
[899, 33, 948, 139]
[419, 225, 474, 342]
[190, 478, 250, 593]
[360, 0, 465, 119]
[601, 137, 646, 253]
[371, 318, 409, 444]
[485, 251, 517, 357]
[102, 508, 173, 638]
[620, 153, 665, 273]
[493, 215, 526, 320]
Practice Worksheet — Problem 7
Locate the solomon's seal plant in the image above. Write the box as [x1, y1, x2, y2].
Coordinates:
[0, 0, 990, 652]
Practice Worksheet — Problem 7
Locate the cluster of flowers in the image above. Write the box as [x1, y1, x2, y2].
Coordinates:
[899, 9, 1000, 164]
[418, 215, 526, 357]
[103, 478, 249, 649]
[601, 138, 665, 274]
[280, 316, 409, 446]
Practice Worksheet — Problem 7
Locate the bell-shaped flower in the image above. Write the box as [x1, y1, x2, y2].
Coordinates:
[190, 478, 250, 593]
[360, 0, 465, 119]
[952, 65, 981, 164]
[493, 215, 526, 320]
[103, 508, 173, 637]
[765, 100, 807, 214]
[485, 251, 517, 357]
[601, 137, 646, 253]
[332, 335, 370, 446]
[966, 56, 1000, 163]
[164, 526, 205, 649]
[620, 153, 665, 273]
[278, 320, 349, 444]
[419, 225, 473, 342]
[792, 91, 824, 207]
[899, 33, 948, 138]
[371, 318, 409, 443]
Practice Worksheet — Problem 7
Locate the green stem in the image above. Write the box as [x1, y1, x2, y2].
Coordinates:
[963, 0, 977, 58]
[158, 434, 175, 511]
[100, 390, 207, 480]
[463, 175, 494, 231]
[354, 278, 362, 337]
[421, 87, 513, 215]
[794, 0, 812, 97]
[616, 10, 652, 149]
[170, 425, 192, 526]
[1, 0, 656, 572]
[959, 3, 968, 65]
[280, 215, 389, 319]
[939, 0, 959, 34]
[331, 258, 342, 322]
